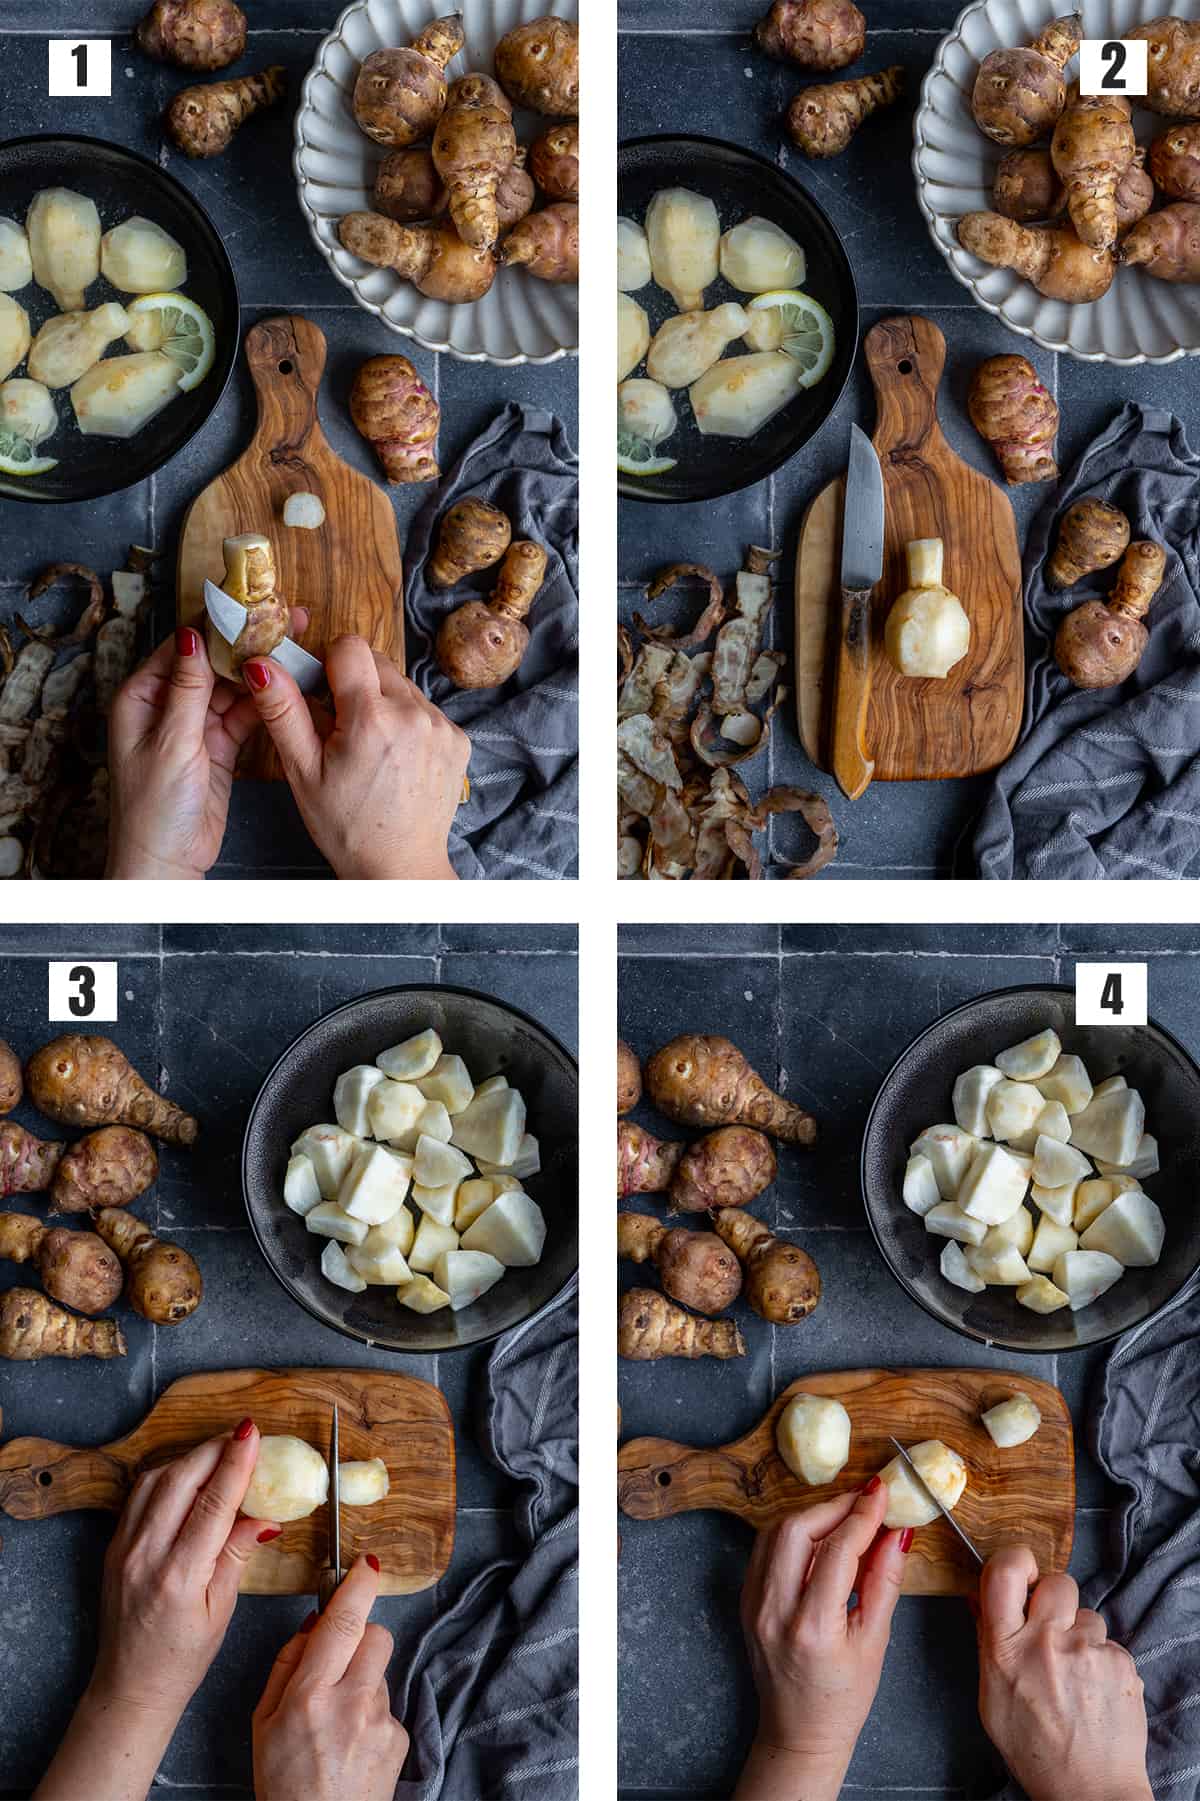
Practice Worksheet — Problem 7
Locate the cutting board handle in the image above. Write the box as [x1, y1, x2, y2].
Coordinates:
[243, 315, 328, 460]
[863, 315, 948, 461]
[0, 1435, 131, 1519]
[618, 1435, 758, 1522]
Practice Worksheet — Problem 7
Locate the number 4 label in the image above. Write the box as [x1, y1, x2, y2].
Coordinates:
[48, 962, 119, 1022]
[1079, 39, 1149, 96]
[1076, 962, 1148, 1026]
[48, 39, 112, 98]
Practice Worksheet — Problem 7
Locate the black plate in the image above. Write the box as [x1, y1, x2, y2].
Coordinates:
[243, 985, 578, 1355]
[0, 134, 239, 504]
[862, 985, 1200, 1355]
[617, 134, 858, 504]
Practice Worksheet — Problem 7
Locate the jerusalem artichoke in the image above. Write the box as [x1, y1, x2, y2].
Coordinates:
[0, 1212, 122, 1315]
[0, 295, 30, 386]
[26, 189, 100, 313]
[1129, 17, 1200, 116]
[884, 538, 970, 679]
[713, 1207, 821, 1324]
[1122, 204, 1200, 282]
[1051, 95, 1136, 252]
[166, 66, 287, 158]
[754, 0, 865, 70]
[786, 67, 905, 158]
[967, 354, 1059, 485]
[529, 124, 579, 203]
[617, 1040, 642, 1115]
[95, 1206, 203, 1324]
[349, 355, 439, 486]
[956, 213, 1114, 302]
[373, 149, 533, 230]
[435, 540, 548, 690]
[0, 1286, 126, 1360]
[136, 0, 246, 69]
[1149, 125, 1200, 201]
[1054, 541, 1168, 690]
[502, 204, 579, 283]
[428, 499, 512, 590]
[50, 1126, 158, 1216]
[646, 1035, 817, 1144]
[646, 304, 750, 390]
[644, 189, 719, 313]
[993, 146, 1154, 232]
[432, 75, 518, 252]
[28, 303, 131, 389]
[617, 1120, 683, 1198]
[971, 16, 1081, 146]
[352, 16, 465, 148]
[338, 215, 496, 304]
[0, 1041, 21, 1115]
[671, 1127, 777, 1213]
[494, 16, 579, 117]
[617, 1286, 745, 1360]
[26, 1035, 199, 1147]
[1047, 499, 1130, 590]
[0, 1124, 64, 1196]
[205, 533, 289, 681]
[617, 1213, 742, 1315]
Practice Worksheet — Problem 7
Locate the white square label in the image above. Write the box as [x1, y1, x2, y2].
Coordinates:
[48, 961, 119, 1022]
[1079, 38, 1148, 96]
[48, 39, 111, 98]
[1075, 962, 1148, 1026]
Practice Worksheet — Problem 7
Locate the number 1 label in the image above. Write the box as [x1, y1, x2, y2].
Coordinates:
[48, 962, 119, 1022]
[48, 39, 112, 97]
[1075, 962, 1148, 1026]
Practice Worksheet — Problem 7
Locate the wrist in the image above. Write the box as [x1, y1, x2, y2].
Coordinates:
[736, 1733, 850, 1801]
[106, 846, 206, 881]
[80, 1674, 189, 1743]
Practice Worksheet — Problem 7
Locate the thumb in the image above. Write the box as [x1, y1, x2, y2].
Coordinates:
[159, 625, 217, 742]
[209, 1513, 281, 1619]
[244, 659, 322, 786]
[253, 1623, 312, 1724]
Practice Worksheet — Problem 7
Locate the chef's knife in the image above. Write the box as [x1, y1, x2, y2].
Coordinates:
[830, 423, 885, 801]
[887, 1436, 984, 1566]
[318, 1403, 342, 1611]
[203, 578, 325, 695]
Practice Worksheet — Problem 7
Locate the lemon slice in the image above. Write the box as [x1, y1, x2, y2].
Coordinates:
[126, 293, 216, 392]
[746, 290, 836, 388]
[0, 430, 57, 475]
[617, 430, 676, 477]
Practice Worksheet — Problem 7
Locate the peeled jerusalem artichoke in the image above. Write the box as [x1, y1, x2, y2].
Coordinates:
[494, 16, 579, 117]
[1051, 94, 1136, 252]
[242, 1434, 328, 1521]
[971, 16, 1081, 146]
[646, 304, 749, 390]
[26, 188, 101, 313]
[646, 1034, 816, 1145]
[100, 218, 188, 294]
[205, 533, 289, 680]
[618, 293, 650, 383]
[719, 218, 806, 293]
[0, 295, 31, 385]
[884, 539, 970, 680]
[0, 1286, 125, 1360]
[776, 1392, 852, 1486]
[435, 540, 548, 690]
[71, 354, 183, 439]
[617, 1212, 742, 1315]
[618, 379, 676, 449]
[352, 16, 465, 148]
[1122, 203, 1200, 282]
[786, 67, 905, 158]
[690, 352, 802, 439]
[617, 1287, 745, 1360]
[428, 499, 512, 589]
[877, 1439, 966, 1528]
[1054, 540, 1168, 690]
[617, 1040, 642, 1115]
[0, 379, 55, 447]
[502, 203, 579, 283]
[645, 188, 720, 313]
[956, 213, 1113, 303]
[166, 65, 288, 158]
[432, 75, 518, 252]
[529, 124, 579, 203]
[26, 1035, 199, 1147]
[713, 1207, 821, 1324]
[349, 355, 439, 486]
[754, 0, 865, 69]
[967, 354, 1059, 485]
[617, 218, 652, 293]
[136, 0, 246, 70]
[0, 1212, 122, 1315]
[338, 215, 497, 304]
[28, 302, 131, 390]
[50, 1126, 158, 1216]
[0, 1123, 65, 1196]
[95, 1206, 203, 1324]
[1047, 499, 1130, 590]
[0, 218, 33, 293]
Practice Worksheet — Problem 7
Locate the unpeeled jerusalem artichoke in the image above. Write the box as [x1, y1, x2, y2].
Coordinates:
[502, 204, 579, 283]
[166, 65, 288, 158]
[494, 16, 579, 117]
[617, 1041, 642, 1116]
[435, 540, 548, 690]
[205, 533, 289, 680]
[1122, 204, 1200, 281]
[529, 124, 579, 203]
[0, 1123, 63, 1196]
[0, 1212, 122, 1315]
[0, 1286, 126, 1360]
[1051, 94, 1136, 252]
[617, 1213, 742, 1315]
[786, 67, 905, 158]
[338, 215, 496, 304]
[967, 354, 1059, 484]
[1129, 16, 1200, 116]
[971, 15, 1081, 146]
[616, 1120, 776, 1212]
[352, 16, 465, 148]
[883, 538, 971, 680]
[617, 1120, 682, 1198]
[1149, 124, 1200, 201]
[428, 499, 512, 589]
[993, 147, 1153, 232]
[26, 1035, 199, 1147]
[1054, 541, 1168, 690]
[754, 0, 866, 70]
[617, 1287, 745, 1360]
[713, 1207, 821, 1324]
[0, 1040, 21, 1114]
[432, 75, 518, 252]
[1047, 499, 1130, 590]
[50, 1126, 158, 1216]
[957, 213, 1114, 302]
[349, 355, 439, 486]
[95, 1206, 203, 1324]
[373, 149, 533, 230]
[646, 1035, 817, 1145]
[136, 0, 246, 71]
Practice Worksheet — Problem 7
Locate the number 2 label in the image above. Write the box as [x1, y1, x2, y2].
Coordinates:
[1079, 38, 1148, 96]
[1076, 963, 1148, 1026]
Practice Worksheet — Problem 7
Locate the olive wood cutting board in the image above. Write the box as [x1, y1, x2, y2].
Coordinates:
[0, 1367, 454, 1596]
[177, 314, 405, 780]
[795, 316, 1024, 791]
[617, 1367, 1073, 1596]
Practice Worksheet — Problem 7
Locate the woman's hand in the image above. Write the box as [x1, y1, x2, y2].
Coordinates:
[106, 617, 303, 880]
[242, 635, 469, 880]
[976, 1548, 1152, 1801]
[253, 1555, 409, 1801]
[734, 1478, 910, 1801]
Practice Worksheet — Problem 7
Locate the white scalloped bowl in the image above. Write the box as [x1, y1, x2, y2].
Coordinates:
[294, 0, 578, 365]
[914, 0, 1200, 364]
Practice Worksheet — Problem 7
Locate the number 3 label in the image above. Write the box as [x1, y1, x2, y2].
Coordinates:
[1079, 38, 1148, 96]
[1075, 962, 1148, 1026]
[48, 962, 119, 1022]
[48, 39, 112, 98]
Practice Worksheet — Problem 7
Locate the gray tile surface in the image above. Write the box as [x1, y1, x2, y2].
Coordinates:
[617, 923, 1182, 1798]
[0, 924, 576, 1798]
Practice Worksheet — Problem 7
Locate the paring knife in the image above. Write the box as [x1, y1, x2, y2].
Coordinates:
[203, 578, 325, 695]
[318, 1403, 342, 1611]
[831, 423, 885, 802]
[887, 1436, 984, 1567]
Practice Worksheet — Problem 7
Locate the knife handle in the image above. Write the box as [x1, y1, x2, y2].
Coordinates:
[831, 583, 876, 801]
[317, 1566, 339, 1612]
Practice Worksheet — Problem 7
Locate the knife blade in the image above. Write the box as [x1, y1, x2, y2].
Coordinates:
[203, 578, 325, 695]
[887, 1436, 984, 1566]
[830, 423, 885, 802]
[318, 1403, 341, 1611]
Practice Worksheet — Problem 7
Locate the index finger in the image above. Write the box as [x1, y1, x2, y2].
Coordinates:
[172, 1421, 262, 1571]
[295, 1555, 381, 1686]
[804, 1479, 890, 1627]
[979, 1545, 1039, 1649]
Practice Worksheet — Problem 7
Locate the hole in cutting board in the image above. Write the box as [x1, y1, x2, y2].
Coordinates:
[278, 359, 294, 374]
[37, 1470, 51, 1487]
[656, 1471, 672, 1488]
[897, 359, 913, 374]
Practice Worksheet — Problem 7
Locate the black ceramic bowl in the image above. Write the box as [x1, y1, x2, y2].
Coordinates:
[617, 134, 858, 504]
[862, 985, 1200, 1355]
[0, 134, 239, 504]
[243, 986, 578, 1355]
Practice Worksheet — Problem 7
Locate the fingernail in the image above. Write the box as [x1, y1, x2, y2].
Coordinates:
[175, 626, 199, 658]
[244, 660, 271, 691]
[365, 1553, 381, 1573]
[899, 1527, 915, 1554]
[257, 1526, 282, 1543]
[861, 1475, 882, 1496]
[299, 1610, 318, 1634]
[234, 1417, 255, 1441]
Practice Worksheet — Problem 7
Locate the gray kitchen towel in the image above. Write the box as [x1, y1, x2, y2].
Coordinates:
[995, 1270, 1200, 1800]
[407, 403, 579, 882]
[394, 1281, 579, 1801]
[973, 403, 1200, 880]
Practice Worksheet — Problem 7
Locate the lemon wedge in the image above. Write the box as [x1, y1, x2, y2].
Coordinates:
[126, 293, 216, 392]
[745, 290, 836, 387]
[0, 429, 57, 475]
[618, 430, 677, 477]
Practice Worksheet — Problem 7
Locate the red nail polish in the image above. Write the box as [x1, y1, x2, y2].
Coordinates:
[234, 1417, 255, 1441]
[862, 1475, 882, 1496]
[899, 1527, 915, 1553]
[257, 1526, 282, 1543]
[175, 626, 199, 658]
[244, 660, 271, 691]
[299, 1610, 318, 1634]
[365, 1553, 381, 1573]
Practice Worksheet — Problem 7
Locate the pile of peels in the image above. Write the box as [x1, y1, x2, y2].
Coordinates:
[617, 547, 837, 879]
